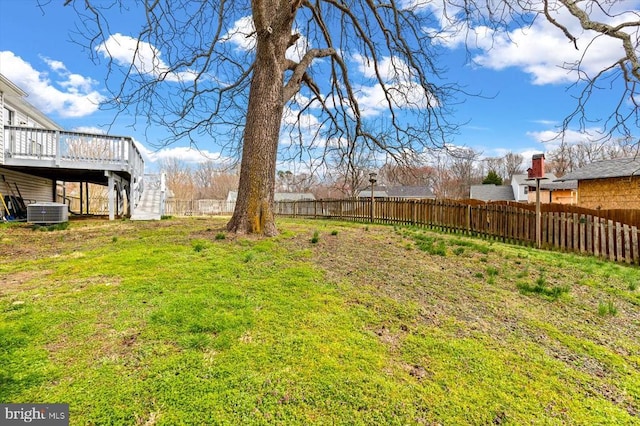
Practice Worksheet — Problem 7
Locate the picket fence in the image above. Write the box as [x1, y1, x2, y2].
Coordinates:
[275, 198, 640, 265]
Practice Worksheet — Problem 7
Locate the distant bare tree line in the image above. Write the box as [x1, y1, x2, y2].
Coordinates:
[544, 138, 639, 177]
[161, 149, 523, 201]
[68, 138, 638, 206]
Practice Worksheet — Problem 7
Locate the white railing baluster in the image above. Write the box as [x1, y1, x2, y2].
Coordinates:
[2, 126, 144, 186]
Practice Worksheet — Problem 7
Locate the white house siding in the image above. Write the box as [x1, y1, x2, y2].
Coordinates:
[8, 109, 33, 155]
[0, 96, 4, 165]
[510, 174, 529, 202]
[0, 167, 54, 204]
[2, 83, 60, 159]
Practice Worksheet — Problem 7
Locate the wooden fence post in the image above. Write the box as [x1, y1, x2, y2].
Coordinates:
[633, 226, 639, 264]
[594, 218, 600, 257]
[573, 213, 579, 252]
[608, 220, 615, 262]
[624, 224, 631, 264]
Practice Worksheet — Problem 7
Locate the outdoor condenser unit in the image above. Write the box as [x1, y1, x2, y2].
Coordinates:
[27, 203, 69, 224]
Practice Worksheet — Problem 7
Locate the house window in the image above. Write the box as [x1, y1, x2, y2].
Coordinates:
[524, 186, 529, 194]
[3, 107, 14, 125]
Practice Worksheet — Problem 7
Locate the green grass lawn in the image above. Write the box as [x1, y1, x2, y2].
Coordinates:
[1, 217, 639, 425]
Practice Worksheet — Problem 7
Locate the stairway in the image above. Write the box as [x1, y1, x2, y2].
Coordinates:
[131, 174, 163, 221]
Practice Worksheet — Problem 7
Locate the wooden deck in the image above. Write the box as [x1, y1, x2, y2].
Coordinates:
[1, 125, 145, 219]
[2, 126, 143, 174]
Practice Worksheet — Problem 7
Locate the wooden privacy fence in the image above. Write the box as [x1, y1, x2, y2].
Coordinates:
[275, 198, 640, 265]
[164, 200, 236, 216]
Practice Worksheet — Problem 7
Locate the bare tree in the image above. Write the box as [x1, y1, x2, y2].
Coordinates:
[547, 136, 640, 176]
[544, 1, 640, 140]
[503, 152, 524, 183]
[379, 163, 436, 188]
[545, 142, 574, 177]
[276, 170, 316, 192]
[60, 0, 463, 235]
[194, 162, 239, 199]
[482, 157, 506, 182]
[162, 158, 196, 200]
[448, 147, 482, 199]
[324, 131, 381, 198]
[57, 1, 640, 233]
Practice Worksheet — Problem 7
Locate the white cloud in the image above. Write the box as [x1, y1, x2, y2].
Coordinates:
[137, 144, 227, 165]
[526, 126, 606, 151]
[42, 57, 66, 73]
[481, 147, 542, 163]
[71, 126, 107, 134]
[0, 51, 105, 118]
[282, 106, 321, 128]
[519, 149, 545, 162]
[353, 53, 411, 82]
[222, 15, 309, 62]
[222, 16, 256, 51]
[409, 0, 640, 85]
[470, 22, 590, 85]
[95, 33, 197, 83]
[349, 54, 436, 116]
[434, 1, 640, 85]
[279, 105, 329, 152]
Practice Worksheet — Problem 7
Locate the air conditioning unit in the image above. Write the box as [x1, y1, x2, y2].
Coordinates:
[27, 203, 69, 224]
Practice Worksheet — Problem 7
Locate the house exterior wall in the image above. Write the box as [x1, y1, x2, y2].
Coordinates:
[0, 167, 54, 204]
[0, 93, 4, 165]
[3, 98, 54, 156]
[527, 190, 552, 204]
[527, 189, 576, 205]
[511, 181, 528, 202]
[552, 189, 577, 205]
[1, 73, 61, 163]
[578, 177, 640, 209]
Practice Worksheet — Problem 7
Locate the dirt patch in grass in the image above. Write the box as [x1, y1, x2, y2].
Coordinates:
[0, 269, 54, 294]
[284, 221, 640, 406]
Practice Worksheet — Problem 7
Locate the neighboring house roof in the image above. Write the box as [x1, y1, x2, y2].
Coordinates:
[511, 174, 529, 187]
[226, 190, 315, 203]
[539, 180, 577, 190]
[356, 185, 435, 199]
[558, 157, 640, 181]
[357, 185, 389, 198]
[512, 172, 556, 186]
[470, 184, 515, 201]
[386, 186, 435, 199]
[275, 192, 316, 201]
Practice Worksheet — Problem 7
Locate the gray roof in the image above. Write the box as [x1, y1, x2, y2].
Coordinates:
[386, 186, 434, 198]
[470, 184, 515, 201]
[227, 190, 315, 202]
[357, 185, 389, 198]
[559, 157, 640, 181]
[539, 180, 577, 190]
[357, 185, 435, 199]
[512, 172, 556, 185]
[274, 192, 315, 201]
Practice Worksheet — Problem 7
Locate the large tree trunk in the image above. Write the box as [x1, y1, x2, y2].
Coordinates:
[227, 2, 293, 236]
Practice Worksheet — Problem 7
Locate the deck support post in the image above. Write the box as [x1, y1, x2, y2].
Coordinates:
[85, 182, 90, 215]
[127, 183, 133, 218]
[107, 171, 115, 220]
[79, 181, 84, 215]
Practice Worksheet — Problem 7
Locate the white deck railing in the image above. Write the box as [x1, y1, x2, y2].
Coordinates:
[2, 126, 144, 177]
[2, 125, 146, 217]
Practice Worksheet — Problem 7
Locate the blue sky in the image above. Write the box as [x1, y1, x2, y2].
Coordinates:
[1, 0, 639, 171]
